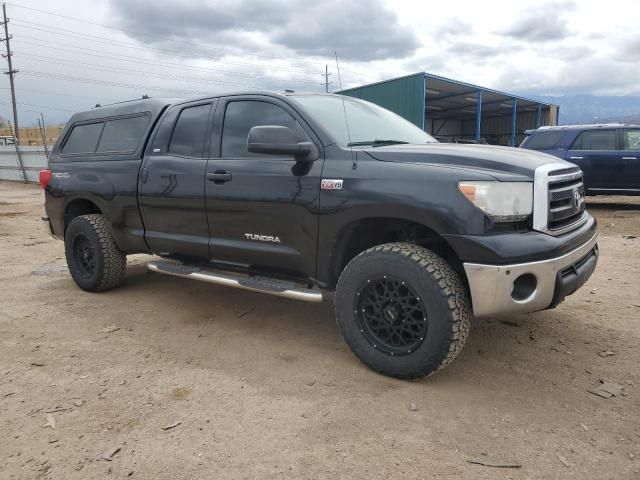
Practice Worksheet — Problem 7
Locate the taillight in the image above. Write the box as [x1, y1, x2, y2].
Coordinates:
[39, 169, 52, 189]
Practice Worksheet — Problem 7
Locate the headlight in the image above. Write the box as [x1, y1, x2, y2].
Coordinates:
[458, 181, 533, 222]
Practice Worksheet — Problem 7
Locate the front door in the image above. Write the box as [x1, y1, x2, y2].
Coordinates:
[564, 129, 619, 192]
[619, 128, 640, 192]
[205, 96, 323, 281]
[138, 101, 215, 258]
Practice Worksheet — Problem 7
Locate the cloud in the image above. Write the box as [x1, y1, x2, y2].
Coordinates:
[493, 56, 640, 96]
[446, 41, 507, 58]
[433, 18, 474, 39]
[108, 0, 420, 61]
[497, 1, 576, 41]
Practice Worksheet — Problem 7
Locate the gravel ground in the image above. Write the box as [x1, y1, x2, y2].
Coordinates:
[1, 180, 639, 480]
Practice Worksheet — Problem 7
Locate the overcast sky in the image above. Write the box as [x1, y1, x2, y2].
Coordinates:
[1, 0, 638, 125]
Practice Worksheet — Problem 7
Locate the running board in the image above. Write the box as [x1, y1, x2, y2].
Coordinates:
[147, 261, 323, 303]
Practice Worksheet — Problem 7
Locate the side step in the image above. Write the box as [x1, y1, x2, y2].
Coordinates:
[147, 261, 323, 303]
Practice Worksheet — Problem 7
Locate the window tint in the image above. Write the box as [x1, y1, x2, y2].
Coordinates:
[522, 130, 565, 150]
[572, 130, 617, 150]
[96, 115, 149, 153]
[622, 130, 640, 150]
[62, 122, 104, 155]
[221, 101, 299, 158]
[168, 104, 211, 157]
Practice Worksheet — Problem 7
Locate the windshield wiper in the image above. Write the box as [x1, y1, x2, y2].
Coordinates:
[347, 139, 410, 147]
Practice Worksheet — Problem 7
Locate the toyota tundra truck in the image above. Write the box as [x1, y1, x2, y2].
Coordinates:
[40, 92, 598, 379]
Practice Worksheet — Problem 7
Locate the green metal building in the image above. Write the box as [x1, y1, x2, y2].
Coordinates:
[339, 72, 558, 146]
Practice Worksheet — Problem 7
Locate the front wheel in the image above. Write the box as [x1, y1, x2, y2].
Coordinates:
[64, 214, 126, 292]
[335, 243, 471, 379]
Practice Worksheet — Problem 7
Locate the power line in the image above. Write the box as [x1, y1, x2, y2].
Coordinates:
[6, 1, 379, 82]
[0, 99, 75, 113]
[13, 42, 315, 85]
[14, 33, 322, 76]
[0, 86, 120, 102]
[15, 51, 320, 88]
[16, 55, 289, 90]
[20, 70, 210, 96]
[6, 2, 305, 63]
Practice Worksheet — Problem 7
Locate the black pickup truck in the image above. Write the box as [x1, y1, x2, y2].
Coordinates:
[41, 92, 598, 379]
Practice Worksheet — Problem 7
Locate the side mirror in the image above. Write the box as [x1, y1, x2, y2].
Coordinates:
[247, 125, 314, 161]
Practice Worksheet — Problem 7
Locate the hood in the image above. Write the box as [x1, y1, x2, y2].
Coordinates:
[363, 143, 572, 179]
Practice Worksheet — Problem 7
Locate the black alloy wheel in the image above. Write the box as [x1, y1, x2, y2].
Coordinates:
[357, 276, 428, 356]
[72, 234, 96, 278]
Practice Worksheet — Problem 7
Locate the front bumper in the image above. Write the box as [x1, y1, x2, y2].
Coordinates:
[463, 232, 598, 318]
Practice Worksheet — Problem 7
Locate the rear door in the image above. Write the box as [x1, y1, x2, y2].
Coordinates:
[138, 100, 215, 258]
[565, 129, 619, 191]
[619, 128, 640, 192]
[204, 96, 323, 281]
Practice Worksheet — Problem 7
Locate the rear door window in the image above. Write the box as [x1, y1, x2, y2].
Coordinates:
[522, 130, 565, 150]
[168, 103, 212, 157]
[571, 130, 617, 150]
[96, 115, 149, 154]
[622, 129, 640, 150]
[62, 122, 104, 155]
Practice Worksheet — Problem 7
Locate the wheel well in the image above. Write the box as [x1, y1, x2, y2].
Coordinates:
[64, 199, 102, 232]
[329, 218, 466, 289]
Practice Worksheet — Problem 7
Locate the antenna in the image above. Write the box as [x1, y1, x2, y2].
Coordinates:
[334, 51, 356, 170]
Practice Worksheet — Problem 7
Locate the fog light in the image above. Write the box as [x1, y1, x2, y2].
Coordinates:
[511, 273, 537, 301]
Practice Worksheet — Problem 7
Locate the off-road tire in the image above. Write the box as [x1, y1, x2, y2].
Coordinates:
[64, 214, 126, 292]
[335, 243, 471, 379]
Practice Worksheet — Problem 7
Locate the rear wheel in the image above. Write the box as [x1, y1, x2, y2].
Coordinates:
[64, 214, 126, 292]
[335, 243, 471, 379]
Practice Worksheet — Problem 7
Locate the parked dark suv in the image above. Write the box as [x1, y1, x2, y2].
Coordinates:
[521, 124, 640, 195]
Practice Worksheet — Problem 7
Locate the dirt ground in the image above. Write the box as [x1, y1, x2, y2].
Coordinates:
[0, 180, 639, 480]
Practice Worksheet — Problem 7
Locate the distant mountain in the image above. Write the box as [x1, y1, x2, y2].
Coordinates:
[522, 94, 640, 125]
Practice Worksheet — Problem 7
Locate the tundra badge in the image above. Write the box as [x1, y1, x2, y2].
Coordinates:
[245, 233, 281, 243]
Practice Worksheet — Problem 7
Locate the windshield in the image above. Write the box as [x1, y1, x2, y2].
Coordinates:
[291, 94, 437, 147]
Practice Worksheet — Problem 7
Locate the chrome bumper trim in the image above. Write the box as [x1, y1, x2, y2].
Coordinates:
[463, 232, 598, 318]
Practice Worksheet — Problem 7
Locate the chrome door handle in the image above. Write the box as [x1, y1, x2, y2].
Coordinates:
[569, 156, 583, 160]
[622, 156, 638, 160]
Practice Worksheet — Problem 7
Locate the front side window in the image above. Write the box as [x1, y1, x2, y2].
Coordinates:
[62, 122, 104, 155]
[96, 115, 149, 153]
[221, 101, 299, 158]
[168, 104, 212, 157]
[622, 129, 640, 150]
[571, 130, 617, 150]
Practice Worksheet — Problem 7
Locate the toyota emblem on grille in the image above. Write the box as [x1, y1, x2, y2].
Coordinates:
[573, 189, 585, 209]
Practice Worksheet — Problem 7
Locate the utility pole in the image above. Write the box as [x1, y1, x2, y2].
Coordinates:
[37, 115, 49, 158]
[8, 120, 26, 182]
[1, 3, 19, 145]
[321, 64, 332, 93]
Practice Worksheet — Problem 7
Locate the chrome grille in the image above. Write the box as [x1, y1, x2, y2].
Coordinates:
[533, 163, 589, 236]
[547, 170, 586, 231]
